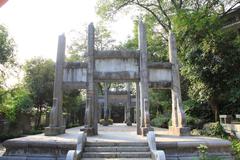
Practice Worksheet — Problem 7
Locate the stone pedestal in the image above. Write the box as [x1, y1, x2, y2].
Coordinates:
[169, 126, 190, 136]
[45, 126, 65, 136]
[141, 127, 154, 136]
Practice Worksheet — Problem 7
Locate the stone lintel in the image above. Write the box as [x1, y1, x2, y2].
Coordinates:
[63, 82, 87, 90]
[95, 50, 140, 59]
[169, 126, 190, 136]
[149, 81, 172, 89]
[148, 62, 172, 69]
[64, 62, 88, 69]
[94, 71, 139, 81]
[44, 126, 65, 136]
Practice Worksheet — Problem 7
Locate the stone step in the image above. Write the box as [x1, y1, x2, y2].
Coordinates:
[82, 152, 151, 158]
[84, 146, 150, 152]
[81, 158, 152, 160]
[86, 142, 148, 147]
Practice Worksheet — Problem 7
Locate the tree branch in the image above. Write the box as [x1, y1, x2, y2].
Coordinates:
[156, 0, 172, 29]
[222, 1, 240, 16]
[133, 0, 169, 32]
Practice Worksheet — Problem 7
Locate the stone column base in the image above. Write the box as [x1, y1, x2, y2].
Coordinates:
[84, 127, 97, 136]
[45, 126, 65, 136]
[169, 126, 190, 136]
[141, 127, 154, 136]
[126, 121, 132, 126]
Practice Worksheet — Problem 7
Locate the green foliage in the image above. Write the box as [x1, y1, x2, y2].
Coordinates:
[174, 8, 240, 121]
[23, 57, 54, 129]
[151, 116, 170, 128]
[99, 119, 113, 125]
[198, 144, 208, 160]
[0, 132, 22, 142]
[0, 25, 15, 66]
[0, 24, 16, 94]
[24, 57, 54, 107]
[201, 122, 226, 138]
[67, 22, 115, 62]
[149, 89, 171, 119]
[0, 86, 33, 122]
[231, 138, 240, 159]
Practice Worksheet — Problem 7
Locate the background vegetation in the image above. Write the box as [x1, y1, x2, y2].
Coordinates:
[0, 1, 240, 157]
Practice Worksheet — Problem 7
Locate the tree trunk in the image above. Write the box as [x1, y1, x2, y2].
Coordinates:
[210, 99, 219, 122]
[35, 106, 42, 130]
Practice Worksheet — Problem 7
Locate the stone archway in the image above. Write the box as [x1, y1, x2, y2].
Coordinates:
[45, 21, 190, 137]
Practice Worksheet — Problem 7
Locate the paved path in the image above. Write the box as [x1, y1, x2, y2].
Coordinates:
[0, 123, 230, 152]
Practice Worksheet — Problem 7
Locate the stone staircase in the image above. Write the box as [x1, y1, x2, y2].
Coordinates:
[81, 142, 152, 160]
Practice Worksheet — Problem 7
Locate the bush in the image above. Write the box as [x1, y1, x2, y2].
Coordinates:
[231, 138, 240, 159]
[151, 116, 170, 128]
[186, 115, 203, 129]
[0, 133, 22, 142]
[201, 122, 226, 138]
[99, 119, 113, 125]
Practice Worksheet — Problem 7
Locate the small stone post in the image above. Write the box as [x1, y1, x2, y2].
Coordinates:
[85, 23, 97, 136]
[168, 31, 190, 136]
[45, 34, 66, 136]
[136, 82, 141, 135]
[138, 20, 152, 136]
[126, 82, 132, 126]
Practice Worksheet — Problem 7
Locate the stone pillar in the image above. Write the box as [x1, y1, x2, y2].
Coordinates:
[124, 105, 127, 123]
[168, 31, 190, 136]
[45, 34, 66, 136]
[103, 82, 109, 126]
[138, 20, 152, 136]
[109, 106, 111, 119]
[126, 83, 132, 126]
[99, 104, 102, 120]
[136, 82, 141, 135]
[85, 23, 97, 136]
[103, 83, 108, 120]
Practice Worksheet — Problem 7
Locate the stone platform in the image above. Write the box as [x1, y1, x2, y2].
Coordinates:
[0, 123, 233, 160]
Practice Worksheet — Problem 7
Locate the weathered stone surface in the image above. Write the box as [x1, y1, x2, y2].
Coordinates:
[125, 83, 132, 126]
[149, 81, 172, 89]
[148, 62, 172, 69]
[168, 31, 189, 136]
[136, 82, 141, 135]
[138, 20, 150, 135]
[85, 23, 98, 136]
[95, 50, 140, 59]
[149, 68, 172, 82]
[103, 83, 109, 123]
[64, 62, 88, 68]
[63, 82, 87, 90]
[45, 34, 66, 136]
[94, 71, 139, 81]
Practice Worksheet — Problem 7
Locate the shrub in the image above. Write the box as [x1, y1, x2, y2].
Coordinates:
[186, 115, 203, 129]
[99, 119, 113, 125]
[231, 138, 240, 159]
[151, 116, 170, 128]
[201, 122, 226, 138]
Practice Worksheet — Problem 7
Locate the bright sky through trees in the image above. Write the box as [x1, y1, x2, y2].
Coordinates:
[0, 0, 133, 63]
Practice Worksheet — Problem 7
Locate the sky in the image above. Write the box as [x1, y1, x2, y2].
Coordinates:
[0, 0, 134, 63]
